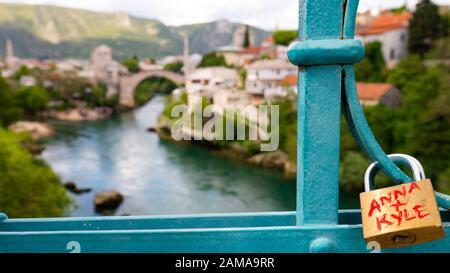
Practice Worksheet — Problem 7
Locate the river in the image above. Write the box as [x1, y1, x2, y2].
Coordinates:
[42, 96, 301, 217]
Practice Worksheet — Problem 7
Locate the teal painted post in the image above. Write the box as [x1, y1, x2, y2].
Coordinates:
[292, 0, 345, 225]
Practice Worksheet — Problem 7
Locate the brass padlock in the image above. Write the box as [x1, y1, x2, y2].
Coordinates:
[360, 154, 445, 249]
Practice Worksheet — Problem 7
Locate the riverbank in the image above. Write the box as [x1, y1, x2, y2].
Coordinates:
[9, 106, 114, 143]
[8, 121, 53, 155]
[155, 116, 297, 178]
[41, 107, 113, 122]
[9, 106, 114, 138]
[9, 121, 55, 140]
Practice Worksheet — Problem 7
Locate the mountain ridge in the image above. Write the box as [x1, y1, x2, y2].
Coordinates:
[0, 3, 270, 60]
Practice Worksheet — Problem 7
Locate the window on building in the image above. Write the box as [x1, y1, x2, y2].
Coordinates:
[390, 49, 395, 60]
[400, 34, 406, 43]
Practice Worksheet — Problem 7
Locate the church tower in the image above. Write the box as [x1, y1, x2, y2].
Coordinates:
[5, 38, 15, 67]
[183, 34, 193, 78]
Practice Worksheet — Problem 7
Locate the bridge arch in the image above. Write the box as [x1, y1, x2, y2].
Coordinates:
[119, 70, 185, 108]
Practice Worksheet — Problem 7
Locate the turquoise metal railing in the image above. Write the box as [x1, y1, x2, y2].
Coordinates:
[0, 0, 449, 253]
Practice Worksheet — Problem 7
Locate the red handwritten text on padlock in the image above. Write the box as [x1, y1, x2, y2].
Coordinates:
[367, 182, 431, 231]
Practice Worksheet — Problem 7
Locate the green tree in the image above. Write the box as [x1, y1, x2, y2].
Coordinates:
[364, 105, 401, 152]
[199, 52, 227, 68]
[388, 61, 442, 150]
[386, 56, 449, 182]
[13, 86, 49, 116]
[438, 167, 450, 194]
[44, 73, 91, 107]
[135, 77, 177, 106]
[239, 69, 247, 90]
[12, 65, 32, 81]
[164, 61, 184, 74]
[409, 0, 447, 56]
[162, 92, 188, 118]
[121, 55, 140, 73]
[387, 55, 426, 90]
[273, 30, 297, 46]
[0, 129, 71, 218]
[259, 54, 272, 60]
[406, 67, 450, 181]
[355, 42, 387, 82]
[390, 5, 408, 14]
[272, 99, 297, 161]
[0, 76, 23, 127]
[84, 84, 113, 108]
[340, 152, 371, 192]
[243, 25, 251, 48]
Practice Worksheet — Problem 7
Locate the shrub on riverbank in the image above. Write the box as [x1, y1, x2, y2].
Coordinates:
[0, 76, 23, 127]
[340, 58, 450, 194]
[14, 86, 49, 117]
[159, 94, 291, 158]
[0, 129, 71, 218]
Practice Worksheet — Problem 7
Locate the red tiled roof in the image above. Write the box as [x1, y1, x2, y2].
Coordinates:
[356, 82, 395, 101]
[272, 76, 395, 100]
[264, 36, 274, 43]
[241, 46, 263, 55]
[357, 11, 412, 35]
[281, 75, 298, 86]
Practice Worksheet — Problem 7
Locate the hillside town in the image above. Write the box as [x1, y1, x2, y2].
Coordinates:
[0, 8, 434, 176]
[0, 10, 416, 116]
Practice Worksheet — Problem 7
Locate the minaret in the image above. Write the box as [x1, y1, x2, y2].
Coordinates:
[5, 38, 15, 67]
[183, 34, 192, 78]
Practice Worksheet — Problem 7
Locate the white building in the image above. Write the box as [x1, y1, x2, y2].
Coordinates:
[55, 59, 87, 72]
[356, 11, 412, 66]
[186, 67, 240, 112]
[79, 45, 128, 97]
[215, 36, 288, 67]
[187, 67, 240, 94]
[215, 45, 260, 67]
[19, 76, 37, 87]
[245, 59, 297, 98]
[157, 55, 183, 66]
[276, 45, 289, 60]
[212, 88, 251, 110]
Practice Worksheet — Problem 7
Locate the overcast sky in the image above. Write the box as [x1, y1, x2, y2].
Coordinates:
[0, 0, 449, 29]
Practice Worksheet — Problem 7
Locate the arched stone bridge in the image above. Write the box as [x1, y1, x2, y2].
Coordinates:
[119, 70, 185, 108]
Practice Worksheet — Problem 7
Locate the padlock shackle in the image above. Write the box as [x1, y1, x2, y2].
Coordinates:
[364, 154, 426, 192]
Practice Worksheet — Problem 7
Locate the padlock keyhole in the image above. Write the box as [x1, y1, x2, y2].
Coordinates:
[392, 233, 417, 245]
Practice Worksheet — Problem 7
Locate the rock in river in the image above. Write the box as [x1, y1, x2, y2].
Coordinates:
[246, 150, 289, 170]
[64, 181, 92, 195]
[94, 191, 124, 214]
[147, 127, 157, 133]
